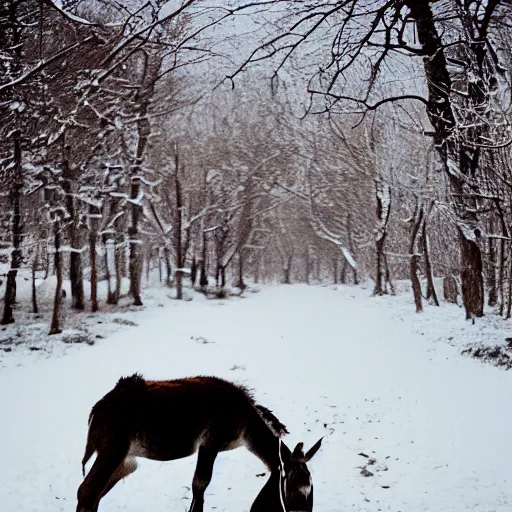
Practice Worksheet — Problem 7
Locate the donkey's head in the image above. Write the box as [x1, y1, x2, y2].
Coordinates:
[281, 439, 322, 511]
[251, 437, 322, 512]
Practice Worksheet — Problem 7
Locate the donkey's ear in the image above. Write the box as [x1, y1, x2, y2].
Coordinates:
[292, 442, 305, 459]
[304, 437, 323, 462]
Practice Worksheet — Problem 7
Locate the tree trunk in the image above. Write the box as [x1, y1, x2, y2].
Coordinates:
[443, 276, 458, 304]
[333, 256, 339, 285]
[2, 5, 23, 324]
[495, 201, 507, 315]
[383, 253, 396, 295]
[199, 230, 208, 288]
[459, 230, 484, 320]
[49, 219, 63, 335]
[1, 136, 22, 325]
[2, 241, 19, 323]
[44, 246, 50, 280]
[163, 246, 172, 287]
[128, 187, 143, 306]
[146, 248, 151, 283]
[216, 262, 227, 290]
[353, 266, 359, 285]
[235, 250, 246, 291]
[405, 0, 485, 319]
[190, 255, 197, 286]
[384, 254, 394, 295]
[374, 238, 385, 295]
[283, 264, 290, 284]
[127, 57, 162, 305]
[315, 258, 321, 281]
[104, 236, 111, 296]
[105, 237, 116, 305]
[373, 180, 391, 296]
[175, 269, 183, 300]
[499, 237, 506, 315]
[199, 260, 208, 287]
[487, 216, 497, 307]
[90, 232, 98, 313]
[220, 265, 226, 289]
[107, 234, 122, 305]
[347, 213, 359, 285]
[62, 146, 84, 311]
[32, 241, 39, 314]
[506, 244, 512, 320]
[410, 254, 422, 312]
[127, 143, 144, 306]
[283, 255, 292, 284]
[158, 247, 162, 283]
[421, 220, 439, 306]
[340, 258, 347, 284]
[174, 152, 183, 300]
[409, 206, 424, 313]
[254, 254, 261, 284]
[115, 237, 122, 303]
[69, 244, 85, 310]
[123, 234, 130, 279]
[305, 249, 310, 284]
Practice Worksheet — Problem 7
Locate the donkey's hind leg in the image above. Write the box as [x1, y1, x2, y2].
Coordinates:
[76, 443, 128, 512]
[189, 446, 218, 512]
[101, 456, 138, 499]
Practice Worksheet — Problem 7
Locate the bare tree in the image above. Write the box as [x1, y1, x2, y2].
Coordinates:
[227, 0, 510, 318]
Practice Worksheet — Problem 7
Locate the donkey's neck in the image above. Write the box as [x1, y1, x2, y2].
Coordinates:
[246, 415, 291, 470]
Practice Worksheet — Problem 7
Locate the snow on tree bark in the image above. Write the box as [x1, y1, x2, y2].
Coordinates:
[374, 179, 391, 296]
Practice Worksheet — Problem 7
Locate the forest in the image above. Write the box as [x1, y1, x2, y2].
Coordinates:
[3, 3, 512, 512]
[1, 0, 512, 333]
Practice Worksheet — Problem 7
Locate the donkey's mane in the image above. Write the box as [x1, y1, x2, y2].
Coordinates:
[254, 404, 289, 437]
[115, 373, 146, 390]
[229, 378, 289, 437]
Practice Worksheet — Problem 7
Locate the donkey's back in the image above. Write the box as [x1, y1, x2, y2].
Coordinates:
[83, 374, 285, 468]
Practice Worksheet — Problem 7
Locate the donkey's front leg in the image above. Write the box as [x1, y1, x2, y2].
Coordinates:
[189, 446, 218, 512]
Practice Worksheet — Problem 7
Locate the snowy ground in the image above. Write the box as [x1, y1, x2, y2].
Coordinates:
[0, 274, 202, 370]
[1, 283, 512, 512]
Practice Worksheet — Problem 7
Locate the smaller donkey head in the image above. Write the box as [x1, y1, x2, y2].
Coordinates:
[251, 438, 322, 512]
[281, 439, 322, 511]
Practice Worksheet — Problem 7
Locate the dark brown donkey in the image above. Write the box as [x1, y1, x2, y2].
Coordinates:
[77, 374, 322, 512]
[251, 439, 322, 512]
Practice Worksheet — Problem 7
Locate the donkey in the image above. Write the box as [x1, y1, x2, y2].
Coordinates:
[77, 374, 322, 512]
[251, 439, 322, 512]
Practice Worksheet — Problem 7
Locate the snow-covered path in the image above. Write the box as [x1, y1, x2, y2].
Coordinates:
[1, 285, 511, 512]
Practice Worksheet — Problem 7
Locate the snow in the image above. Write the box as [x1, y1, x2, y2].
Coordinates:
[341, 247, 357, 269]
[1, 282, 512, 511]
[159, 0, 188, 21]
[47, 0, 102, 25]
